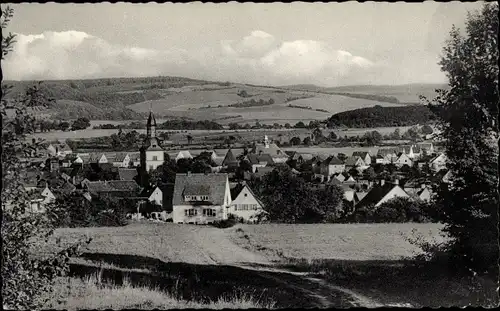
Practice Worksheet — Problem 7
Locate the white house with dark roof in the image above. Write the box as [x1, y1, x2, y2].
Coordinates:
[228, 183, 266, 223]
[357, 179, 410, 208]
[344, 156, 366, 170]
[394, 153, 413, 168]
[25, 184, 56, 213]
[111, 152, 131, 168]
[172, 173, 232, 224]
[429, 153, 447, 172]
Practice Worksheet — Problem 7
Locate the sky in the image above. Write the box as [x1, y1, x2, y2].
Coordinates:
[2, 1, 485, 87]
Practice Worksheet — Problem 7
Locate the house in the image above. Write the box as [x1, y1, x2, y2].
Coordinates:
[398, 145, 415, 159]
[84, 180, 141, 201]
[222, 149, 239, 169]
[403, 178, 429, 196]
[47, 143, 73, 157]
[61, 154, 83, 168]
[352, 152, 372, 165]
[89, 153, 108, 165]
[411, 145, 422, 159]
[394, 153, 412, 168]
[228, 182, 266, 223]
[25, 184, 56, 213]
[377, 148, 398, 163]
[416, 142, 435, 155]
[357, 179, 410, 208]
[429, 153, 447, 172]
[290, 152, 314, 164]
[344, 156, 365, 169]
[320, 156, 345, 177]
[416, 186, 432, 202]
[244, 153, 274, 172]
[147, 183, 175, 211]
[112, 152, 131, 168]
[251, 136, 288, 163]
[140, 111, 164, 172]
[172, 173, 232, 224]
[244, 166, 274, 181]
[118, 168, 138, 181]
[176, 151, 193, 162]
[375, 154, 391, 165]
[129, 153, 141, 167]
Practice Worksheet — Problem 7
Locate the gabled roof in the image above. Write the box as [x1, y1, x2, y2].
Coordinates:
[59, 182, 77, 195]
[86, 181, 114, 195]
[417, 143, 433, 150]
[344, 156, 363, 166]
[323, 155, 343, 165]
[252, 166, 274, 178]
[231, 183, 265, 207]
[176, 150, 193, 159]
[245, 153, 260, 165]
[412, 145, 422, 153]
[222, 149, 238, 166]
[172, 173, 228, 206]
[118, 168, 138, 181]
[352, 151, 370, 158]
[357, 183, 405, 207]
[213, 157, 224, 166]
[184, 184, 211, 196]
[398, 145, 413, 154]
[129, 152, 141, 162]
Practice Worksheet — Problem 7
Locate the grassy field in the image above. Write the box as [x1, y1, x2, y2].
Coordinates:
[229, 223, 447, 261]
[46, 273, 275, 310]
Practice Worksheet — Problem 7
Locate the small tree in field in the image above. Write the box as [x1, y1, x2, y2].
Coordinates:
[422, 3, 498, 276]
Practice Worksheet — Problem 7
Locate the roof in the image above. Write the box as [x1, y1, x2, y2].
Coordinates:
[106, 180, 140, 192]
[231, 183, 265, 207]
[59, 182, 76, 195]
[177, 150, 193, 159]
[88, 153, 103, 163]
[86, 181, 114, 195]
[403, 178, 427, 188]
[184, 184, 211, 196]
[105, 152, 129, 162]
[398, 145, 412, 154]
[252, 166, 274, 178]
[118, 168, 138, 181]
[245, 153, 260, 165]
[222, 149, 238, 166]
[417, 143, 433, 149]
[377, 148, 398, 156]
[352, 151, 370, 158]
[146, 137, 163, 151]
[324, 155, 343, 165]
[252, 143, 287, 158]
[213, 157, 224, 166]
[129, 152, 141, 162]
[172, 173, 228, 206]
[357, 183, 402, 207]
[345, 156, 362, 166]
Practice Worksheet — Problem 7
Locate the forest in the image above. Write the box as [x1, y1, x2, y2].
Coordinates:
[326, 105, 437, 128]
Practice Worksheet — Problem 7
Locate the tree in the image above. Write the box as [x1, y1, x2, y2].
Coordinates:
[71, 117, 90, 131]
[58, 121, 70, 131]
[302, 136, 312, 146]
[1, 7, 90, 309]
[421, 124, 434, 135]
[337, 153, 347, 162]
[363, 167, 376, 181]
[186, 134, 193, 145]
[422, 3, 498, 275]
[294, 121, 306, 128]
[284, 123, 291, 129]
[289, 136, 301, 146]
[328, 131, 337, 141]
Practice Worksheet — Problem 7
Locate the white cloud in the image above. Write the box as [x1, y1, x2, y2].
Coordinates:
[3, 30, 385, 86]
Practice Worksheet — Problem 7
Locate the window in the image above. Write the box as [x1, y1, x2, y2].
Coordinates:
[184, 209, 197, 216]
[152, 156, 158, 161]
[203, 209, 216, 217]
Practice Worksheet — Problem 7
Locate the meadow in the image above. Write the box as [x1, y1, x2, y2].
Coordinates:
[229, 223, 447, 261]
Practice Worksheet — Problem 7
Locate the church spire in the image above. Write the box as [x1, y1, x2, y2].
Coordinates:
[147, 104, 157, 139]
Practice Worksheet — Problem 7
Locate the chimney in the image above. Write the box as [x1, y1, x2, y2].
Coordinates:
[380, 179, 385, 186]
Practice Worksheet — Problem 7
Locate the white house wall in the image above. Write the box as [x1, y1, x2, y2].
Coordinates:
[172, 205, 226, 224]
[229, 186, 264, 222]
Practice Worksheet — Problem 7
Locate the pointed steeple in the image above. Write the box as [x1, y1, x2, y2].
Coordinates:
[147, 108, 157, 139]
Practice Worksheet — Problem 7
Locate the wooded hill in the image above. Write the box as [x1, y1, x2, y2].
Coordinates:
[326, 105, 438, 128]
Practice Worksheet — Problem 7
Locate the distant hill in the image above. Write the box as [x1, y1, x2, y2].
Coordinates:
[284, 83, 449, 104]
[326, 105, 438, 128]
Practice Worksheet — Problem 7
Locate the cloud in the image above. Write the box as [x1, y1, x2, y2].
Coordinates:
[3, 29, 392, 86]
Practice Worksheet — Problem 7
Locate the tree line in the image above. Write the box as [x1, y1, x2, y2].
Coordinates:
[326, 105, 438, 128]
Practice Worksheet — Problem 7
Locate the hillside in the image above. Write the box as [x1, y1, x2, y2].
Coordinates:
[326, 105, 438, 128]
[285, 83, 448, 104]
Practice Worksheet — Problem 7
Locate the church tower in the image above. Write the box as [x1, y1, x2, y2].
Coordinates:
[140, 111, 164, 173]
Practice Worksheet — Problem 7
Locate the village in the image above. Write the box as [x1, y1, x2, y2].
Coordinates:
[22, 110, 450, 225]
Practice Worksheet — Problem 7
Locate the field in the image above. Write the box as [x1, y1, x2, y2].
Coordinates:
[36, 222, 498, 308]
[229, 223, 447, 261]
[126, 84, 403, 123]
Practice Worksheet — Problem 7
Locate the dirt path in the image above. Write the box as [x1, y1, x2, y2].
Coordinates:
[190, 226, 380, 308]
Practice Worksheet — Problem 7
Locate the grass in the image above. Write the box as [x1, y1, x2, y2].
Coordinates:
[229, 223, 447, 261]
[46, 272, 276, 310]
[230, 224, 498, 308]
